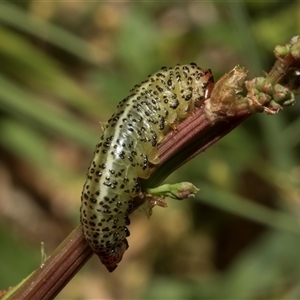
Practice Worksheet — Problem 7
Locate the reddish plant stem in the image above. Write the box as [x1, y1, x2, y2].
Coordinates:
[145, 109, 250, 188]
[4, 226, 92, 300]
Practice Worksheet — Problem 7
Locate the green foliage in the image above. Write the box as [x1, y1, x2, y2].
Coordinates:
[0, 1, 300, 299]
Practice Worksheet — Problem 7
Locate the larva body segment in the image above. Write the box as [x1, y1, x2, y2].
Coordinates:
[80, 63, 214, 272]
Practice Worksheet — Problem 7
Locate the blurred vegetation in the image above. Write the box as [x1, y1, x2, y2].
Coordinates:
[0, 1, 300, 299]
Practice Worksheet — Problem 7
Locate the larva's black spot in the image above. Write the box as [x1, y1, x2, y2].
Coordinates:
[124, 215, 130, 225]
[118, 151, 125, 159]
[90, 197, 97, 204]
[184, 94, 192, 101]
[156, 72, 165, 78]
[103, 181, 112, 187]
[183, 65, 190, 72]
[156, 85, 164, 93]
[90, 214, 98, 220]
[124, 227, 130, 237]
[170, 99, 179, 109]
[80, 63, 214, 272]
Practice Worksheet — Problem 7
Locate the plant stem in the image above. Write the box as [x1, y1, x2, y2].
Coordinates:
[2, 226, 92, 300]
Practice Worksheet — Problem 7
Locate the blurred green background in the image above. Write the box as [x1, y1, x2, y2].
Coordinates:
[0, 1, 300, 299]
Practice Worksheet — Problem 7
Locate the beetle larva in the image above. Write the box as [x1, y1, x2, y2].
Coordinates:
[80, 63, 214, 272]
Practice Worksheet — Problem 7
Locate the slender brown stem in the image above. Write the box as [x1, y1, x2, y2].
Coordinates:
[3, 226, 92, 300]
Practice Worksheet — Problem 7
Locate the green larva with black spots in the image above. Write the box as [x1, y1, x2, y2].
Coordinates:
[80, 63, 214, 272]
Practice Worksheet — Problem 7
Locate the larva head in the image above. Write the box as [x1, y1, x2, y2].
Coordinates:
[96, 240, 129, 272]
